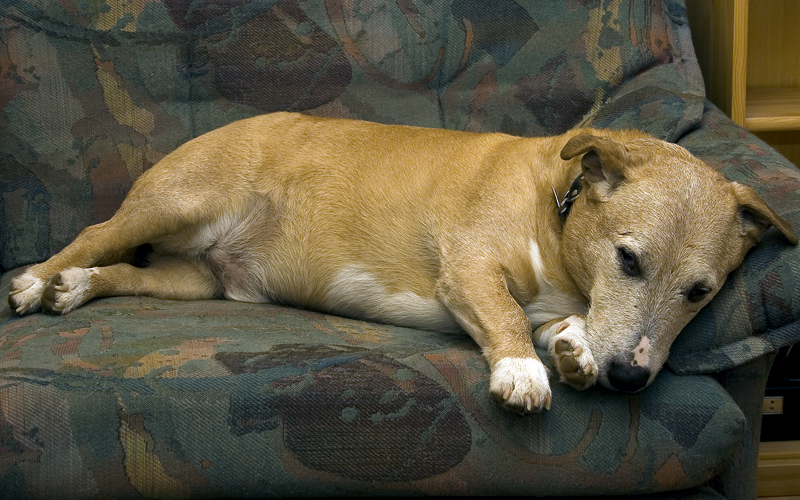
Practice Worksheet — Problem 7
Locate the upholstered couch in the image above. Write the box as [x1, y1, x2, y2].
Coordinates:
[2, 1, 800, 498]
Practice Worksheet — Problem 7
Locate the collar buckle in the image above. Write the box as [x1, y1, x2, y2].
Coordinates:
[554, 174, 584, 224]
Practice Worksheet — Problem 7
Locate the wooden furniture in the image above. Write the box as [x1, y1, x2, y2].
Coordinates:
[688, 3, 800, 498]
[758, 440, 800, 499]
[687, 0, 800, 166]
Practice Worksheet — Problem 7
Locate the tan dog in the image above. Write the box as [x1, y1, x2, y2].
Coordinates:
[8, 112, 797, 413]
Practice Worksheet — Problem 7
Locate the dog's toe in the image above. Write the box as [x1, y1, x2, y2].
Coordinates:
[8, 272, 46, 315]
[550, 318, 598, 391]
[490, 357, 552, 413]
[41, 268, 97, 314]
[553, 337, 597, 390]
[41, 274, 61, 313]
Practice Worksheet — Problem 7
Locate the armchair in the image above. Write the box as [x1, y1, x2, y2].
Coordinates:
[2, 1, 799, 498]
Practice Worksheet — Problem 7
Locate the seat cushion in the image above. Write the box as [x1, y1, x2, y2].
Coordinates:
[1, 269, 746, 498]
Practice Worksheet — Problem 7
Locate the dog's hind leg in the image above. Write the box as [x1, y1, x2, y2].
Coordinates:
[39, 255, 221, 314]
[8, 197, 203, 315]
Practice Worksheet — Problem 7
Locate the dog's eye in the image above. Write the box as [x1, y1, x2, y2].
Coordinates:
[686, 284, 711, 303]
[618, 246, 640, 277]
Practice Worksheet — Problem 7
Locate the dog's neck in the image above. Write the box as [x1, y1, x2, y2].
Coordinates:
[554, 174, 584, 224]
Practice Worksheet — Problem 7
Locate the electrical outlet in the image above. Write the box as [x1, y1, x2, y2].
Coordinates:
[763, 396, 784, 415]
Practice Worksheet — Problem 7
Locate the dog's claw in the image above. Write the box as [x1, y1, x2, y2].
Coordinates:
[8, 272, 45, 315]
[39, 268, 97, 315]
[41, 274, 61, 313]
[53, 274, 68, 291]
[490, 357, 552, 413]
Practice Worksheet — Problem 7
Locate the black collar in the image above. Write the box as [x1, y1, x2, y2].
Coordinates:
[553, 174, 584, 224]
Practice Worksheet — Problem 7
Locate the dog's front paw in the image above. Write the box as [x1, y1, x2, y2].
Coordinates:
[548, 316, 598, 390]
[41, 268, 98, 314]
[490, 357, 552, 413]
[8, 272, 46, 315]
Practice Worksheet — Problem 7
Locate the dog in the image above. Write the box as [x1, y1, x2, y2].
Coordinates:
[8, 112, 797, 413]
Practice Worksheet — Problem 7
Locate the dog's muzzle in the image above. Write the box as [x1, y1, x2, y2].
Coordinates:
[607, 359, 651, 393]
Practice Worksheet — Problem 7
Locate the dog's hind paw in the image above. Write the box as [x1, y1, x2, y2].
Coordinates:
[549, 316, 598, 391]
[41, 268, 98, 314]
[490, 357, 552, 413]
[8, 272, 45, 315]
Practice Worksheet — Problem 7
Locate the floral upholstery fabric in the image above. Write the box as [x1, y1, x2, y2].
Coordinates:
[0, 276, 746, 498]
[2, 0, 800, 498]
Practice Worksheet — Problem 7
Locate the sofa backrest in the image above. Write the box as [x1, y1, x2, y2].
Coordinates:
[0, 0, 703, 271]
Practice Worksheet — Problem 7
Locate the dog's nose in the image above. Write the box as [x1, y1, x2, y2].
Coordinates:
[607, 360, 651, 393]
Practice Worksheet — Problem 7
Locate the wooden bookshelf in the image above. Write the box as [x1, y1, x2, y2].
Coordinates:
[746, 88, 800, 132]
[689, 2, 800, 496]
[758, 440, 800, 498]
[687, 0, 800, 166]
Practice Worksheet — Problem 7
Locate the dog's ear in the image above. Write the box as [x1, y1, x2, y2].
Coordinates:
[560, 134, 629, 198]
[732, 182, 798, 245]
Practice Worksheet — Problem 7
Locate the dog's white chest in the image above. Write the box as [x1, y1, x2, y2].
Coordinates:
[523, 241, 587, 327]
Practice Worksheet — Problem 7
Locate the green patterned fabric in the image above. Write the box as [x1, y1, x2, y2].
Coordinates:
[0, 274, 746, 497]
[2, 0, 800, 498]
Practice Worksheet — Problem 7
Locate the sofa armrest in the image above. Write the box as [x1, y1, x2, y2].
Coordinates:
[713, 354, 776, 500]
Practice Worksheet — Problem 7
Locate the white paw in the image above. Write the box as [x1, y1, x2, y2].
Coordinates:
[490, 357, 552, 413]
[547, 316, 598, 390]
[41, 268, 98, 314]
[8, 272, 45, 315]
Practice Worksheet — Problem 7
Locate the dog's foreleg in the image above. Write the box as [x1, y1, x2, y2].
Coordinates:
[534, 315, 598, 390]
[37, 255, 221, 314]
[436, 266, 552, 413]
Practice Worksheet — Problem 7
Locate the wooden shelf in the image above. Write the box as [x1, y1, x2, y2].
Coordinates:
[758, 440, 800, 498]
[747, 88, 800, 132]
[687, 0, 800, 166]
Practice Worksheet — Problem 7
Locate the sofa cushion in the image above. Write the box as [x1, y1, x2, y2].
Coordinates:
[666, 104, 800, 374]
[0, 269, 747, 497]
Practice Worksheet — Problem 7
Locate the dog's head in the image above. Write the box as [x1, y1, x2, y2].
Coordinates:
[559, 132, 797, 393]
